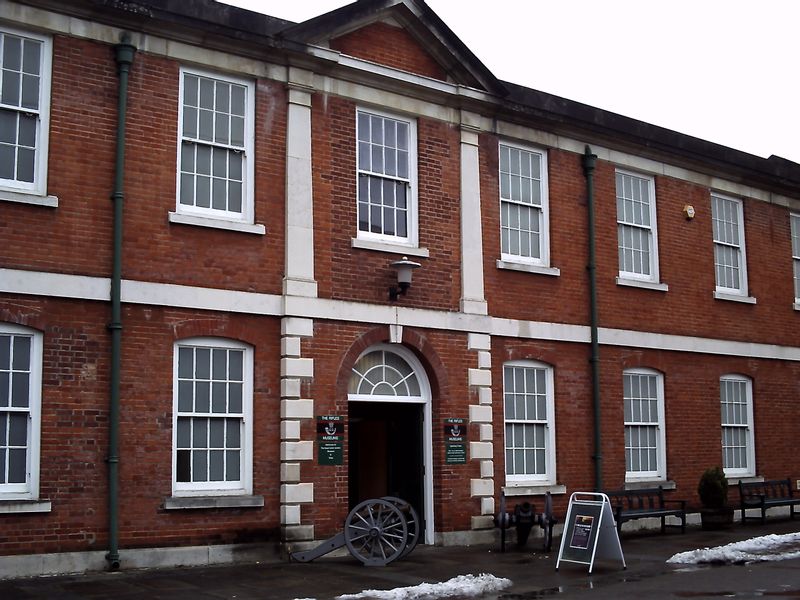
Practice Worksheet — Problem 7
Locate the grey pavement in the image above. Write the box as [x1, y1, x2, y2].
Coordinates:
[1, 519, 799, 599]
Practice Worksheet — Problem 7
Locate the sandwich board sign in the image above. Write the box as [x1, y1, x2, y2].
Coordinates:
[556, 492, 625, 573]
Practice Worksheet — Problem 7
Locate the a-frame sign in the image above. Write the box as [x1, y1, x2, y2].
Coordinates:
[556, 492, 626, 573]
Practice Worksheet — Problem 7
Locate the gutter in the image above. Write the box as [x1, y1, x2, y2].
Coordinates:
[582, 145, 603, 491]
[107, 34, 136, 571]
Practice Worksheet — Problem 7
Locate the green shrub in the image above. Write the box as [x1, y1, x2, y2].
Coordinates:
[698, 466, 729, 509]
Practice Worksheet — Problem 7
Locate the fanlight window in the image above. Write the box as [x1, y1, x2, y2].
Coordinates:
[349, 350, 421, 397]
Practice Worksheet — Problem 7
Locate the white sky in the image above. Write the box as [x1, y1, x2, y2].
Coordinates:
[219, 0, 800, 165]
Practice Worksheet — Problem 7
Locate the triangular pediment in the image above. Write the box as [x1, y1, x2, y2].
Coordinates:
[278, 0, 506, 95]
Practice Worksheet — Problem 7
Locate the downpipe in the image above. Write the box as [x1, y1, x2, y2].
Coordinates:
[107, 34, 136, 571]
[582, 146, 603, 491]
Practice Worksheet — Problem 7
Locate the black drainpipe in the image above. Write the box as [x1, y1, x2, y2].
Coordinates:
[582, 145, 603, 492]
[107, 34, 136, 571]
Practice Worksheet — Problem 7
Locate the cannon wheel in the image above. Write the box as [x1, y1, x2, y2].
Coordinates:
[344, 498, 408, 566]
[382, 496, 420, 558]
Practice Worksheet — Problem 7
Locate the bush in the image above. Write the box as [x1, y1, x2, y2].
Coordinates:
[698, 466, 729, 509]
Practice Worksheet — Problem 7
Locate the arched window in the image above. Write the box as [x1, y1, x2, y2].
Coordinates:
[348, 349, 421, 398]
[720, 374, 755, 477]
[0, 323, 43, 500]
[623, 368, 666, 482]
[173, 338, 253, 496]
[502, 360, 556, 486]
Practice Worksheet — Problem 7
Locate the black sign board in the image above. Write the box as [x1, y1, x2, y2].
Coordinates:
[444, 418, 467, 464]
[317, 415, 343, 465]
[556, 492, 625, 573]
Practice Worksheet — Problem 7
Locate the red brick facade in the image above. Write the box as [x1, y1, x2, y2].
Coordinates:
[0, 0, 798, 572]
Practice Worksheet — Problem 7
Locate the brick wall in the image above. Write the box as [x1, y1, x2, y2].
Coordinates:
[330, 22, 447, 81]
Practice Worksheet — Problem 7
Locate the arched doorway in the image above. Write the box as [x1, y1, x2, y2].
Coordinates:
[347, 344, 433, 543]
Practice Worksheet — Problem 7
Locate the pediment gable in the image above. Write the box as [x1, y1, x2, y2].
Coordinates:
[279, 0, 506, 95]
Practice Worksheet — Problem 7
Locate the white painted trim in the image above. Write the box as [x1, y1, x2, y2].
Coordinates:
[713, 290, 757, 304]
[0, 24, 52, 198]
[347, 343, 434, 544]
[172, 338, 254, 496]
[350, 237, 430, 257]
[168, 212, 265, 235]
[3, 269, 800, 362]
[355, 106, 419, 247]
[498, 141, 551, 268]
[0, 324, 43, 501]
[497, 260, 560, 277]
[616, 277, 669, 292]
[461, 126, 486, 313]
[615, 169, 661, 284]
[502, 360, 557, 487]
[0, 189, 58, 207]
[175, 67, 256, 225]
[711, 192, 750, 298]
[720, 374, 756, 478]
[622, 368, 667, 482]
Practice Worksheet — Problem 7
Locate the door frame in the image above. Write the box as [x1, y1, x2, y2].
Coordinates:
[347, 343, 434, 544]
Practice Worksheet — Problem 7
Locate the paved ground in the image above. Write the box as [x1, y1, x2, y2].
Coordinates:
[1, 519, 799, 599]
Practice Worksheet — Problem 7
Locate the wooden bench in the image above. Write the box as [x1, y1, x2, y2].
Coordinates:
[605, 487, 686, 533]
[738, 478, 800, 524]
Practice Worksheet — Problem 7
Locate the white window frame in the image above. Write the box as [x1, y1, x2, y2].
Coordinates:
[174, 67, 255, 227]
[502, 360, 557, 486]
[0, 323, 43, 501]
[0, 26, 52, 199]
[355, 107, 418, 248]
[720, 374, 755, 478]
[172, 338, 253, 497]
[623, 368, 666, 482]
[498, 141, 551, 267]
[711, 192, 750, 298]
[791, 213, 800, 308]
[615, 169, 660, 283]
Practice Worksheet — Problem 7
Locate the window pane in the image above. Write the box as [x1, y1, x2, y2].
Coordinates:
[21, 73, 39, 110]
[226, 450, 240, 481]
[196, 348, 210, 378]
[11, 372, 29, 407]
[176, 449, 190, 481]
[212, 381, 226, 413]
[176, 418, 191, 447]
[16, 147, 34, 182]
[11, 336, 30, 370]
[177, 381, 193, 412]
[8, 412, 27, 445]
[0, 145, 14, 179]
[209, 419, 225, 448]
[195, 381, 210, 412]
[226, 419, 240, 447]
[18, 113, 36, 147]
[0, 109, 15, 144]
[8, 448, 26, 483]
[192, 450, 208, 482]
[1, 71, 20, 106]
[209, 450, 224, 481]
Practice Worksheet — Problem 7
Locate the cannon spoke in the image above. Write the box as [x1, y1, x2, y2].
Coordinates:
[344, 499, 408, 566]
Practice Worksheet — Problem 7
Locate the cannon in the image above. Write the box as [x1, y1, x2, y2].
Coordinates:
[496, 491, 557, 553]
[291, 497, 420, 566]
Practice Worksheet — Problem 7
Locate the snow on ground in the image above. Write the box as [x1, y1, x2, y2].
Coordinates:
[330, 573, 513, 599]
[667, 531, 800, 565]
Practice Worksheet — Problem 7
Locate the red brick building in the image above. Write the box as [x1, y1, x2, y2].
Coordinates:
[1, 0, 798, 576]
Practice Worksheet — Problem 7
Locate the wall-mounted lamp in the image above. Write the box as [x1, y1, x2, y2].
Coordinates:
[389, 256, 421, 301]
[683, 204, 696, 220]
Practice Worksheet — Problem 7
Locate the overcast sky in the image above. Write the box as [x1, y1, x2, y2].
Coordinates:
[220, 0, 800, 164]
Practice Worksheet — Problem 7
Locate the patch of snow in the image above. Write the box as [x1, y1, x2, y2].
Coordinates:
[667, 532, 800, 565]
[335, 573, 513, 599]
